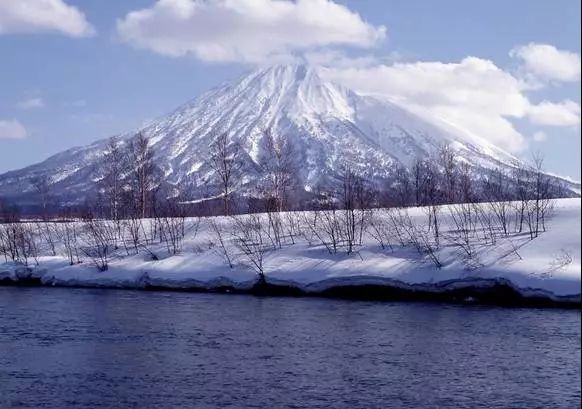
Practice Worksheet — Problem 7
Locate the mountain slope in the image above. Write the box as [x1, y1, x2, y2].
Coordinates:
[0, 64, 576, 206]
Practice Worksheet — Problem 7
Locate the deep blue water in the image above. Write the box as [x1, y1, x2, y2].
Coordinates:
[0, 287, 580, 408]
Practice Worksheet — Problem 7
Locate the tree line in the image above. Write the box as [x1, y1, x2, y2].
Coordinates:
[0, 130, 565, 278]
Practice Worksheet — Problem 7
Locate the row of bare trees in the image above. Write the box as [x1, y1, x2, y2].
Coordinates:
[0, 209, 195, 271]
[100, 132, 159, 221]
[0, 126, 563, 279]
[6, 128, 564, 224]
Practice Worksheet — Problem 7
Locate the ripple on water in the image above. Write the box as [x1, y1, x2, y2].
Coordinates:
[0, 287, 580, 409]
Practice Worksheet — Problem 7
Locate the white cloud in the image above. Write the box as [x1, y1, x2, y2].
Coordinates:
[527, 100, 581, 127]
[0, 0, 95, 37]
[323, 57, 530, 152]
[323, 54, 581, 153]
[0, 120, 27, 139]
[532, 131, 547, 142]
[511, 43, 581, 83]
[116, 0, 386, 63]
[17, 97, 45, 109]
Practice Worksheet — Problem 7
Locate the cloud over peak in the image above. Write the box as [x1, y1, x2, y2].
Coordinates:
[323, 56, 530, 152]
[322, 51, 580, 153]
[116, 0, 386, 63]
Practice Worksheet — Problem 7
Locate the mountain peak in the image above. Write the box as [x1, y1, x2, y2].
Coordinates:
[1, 61, 562, 206]
[237, 63, 329, 97]
[254, 63, 317, 80]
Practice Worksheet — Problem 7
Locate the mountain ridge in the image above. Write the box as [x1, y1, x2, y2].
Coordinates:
[0, 64, 578, 207]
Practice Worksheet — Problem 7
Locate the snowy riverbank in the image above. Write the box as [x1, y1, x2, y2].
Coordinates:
[1, 199, 580, 307]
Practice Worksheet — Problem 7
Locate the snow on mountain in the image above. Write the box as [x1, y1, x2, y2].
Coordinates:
[0, 64, 576, 205]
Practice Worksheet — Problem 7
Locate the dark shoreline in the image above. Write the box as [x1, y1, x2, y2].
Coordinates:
[1, 275, 580, 310]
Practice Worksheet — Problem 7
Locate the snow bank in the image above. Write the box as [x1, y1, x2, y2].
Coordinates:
[1, 199, 580, 305]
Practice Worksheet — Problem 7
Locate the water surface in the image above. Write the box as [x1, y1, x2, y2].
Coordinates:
[0, 287, 580, 408]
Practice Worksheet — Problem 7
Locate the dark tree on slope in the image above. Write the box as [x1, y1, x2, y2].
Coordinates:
[0, 199, 21, 223]
[393, 164, 413, 207]
[412, 158, 431, 207]
[209, 132, 240, 216]
[30, 175, 51, 220]
[457, 162, 474, 204]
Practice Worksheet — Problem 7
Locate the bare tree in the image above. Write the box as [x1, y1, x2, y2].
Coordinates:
[121, 214, 144, 255]
[387, 208, 409, 246]
[127, 133, 157, 219]
[81, 217, 115, 271]
[529, 152, 555, 238]
[455, 162, 477, 234]
[423, 160, 442, 245]
[393, 165, 412, 207]
[340, 167, 358, 254]
[101, 137, 127, 223]
[0, 222, 38, 266]
[474, 203, 498, 245]
[412, 158, 430, 206]
[210, 133, 240, 216]
[483, 167, 511, 236]
[457, 162, 474, 204]
[397, 209, 442, 268]
[35, 221, 56, 256]
[512, 160, 530, 233]
[355, 177, 375, 246]
[412, 156, 443, 243]
[368, 209, 394, 251]
[265, 207, 284, 249]
[57, 222, 81, 265]
[302, 192, 341, 254]
[209, 218, 234, 268]
[448, 202, 476, 260]
[438, 143, 457, 203]
[262, 128, 296, 213]
[231, 214, 269, 285]
[284, 211, 301, 245]
[157, 199, 187, 255]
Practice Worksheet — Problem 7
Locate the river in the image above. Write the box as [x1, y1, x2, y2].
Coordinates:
[0, 287, 580, 408]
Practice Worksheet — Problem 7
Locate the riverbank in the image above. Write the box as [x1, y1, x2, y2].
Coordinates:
[1, 199, 580, 308]
[1, 264, 580, 308]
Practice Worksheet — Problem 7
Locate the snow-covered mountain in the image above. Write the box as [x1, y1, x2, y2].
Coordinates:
[0, 64, 577, 206]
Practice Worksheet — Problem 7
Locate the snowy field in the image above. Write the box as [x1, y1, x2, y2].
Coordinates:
[1, 199, 580, 304]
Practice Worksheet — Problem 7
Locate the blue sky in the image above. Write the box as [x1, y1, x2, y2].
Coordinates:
[0, 0, 580, 178]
